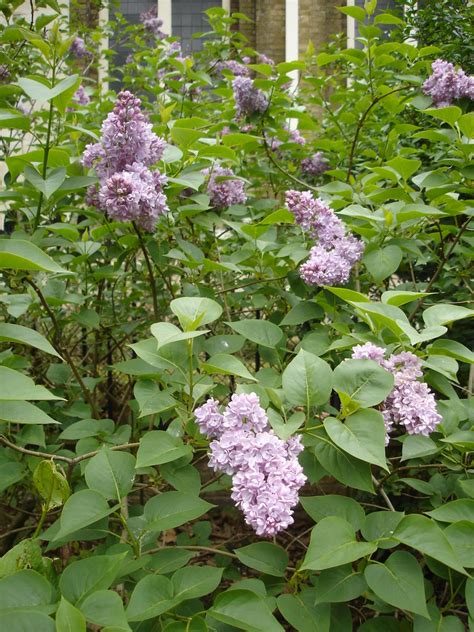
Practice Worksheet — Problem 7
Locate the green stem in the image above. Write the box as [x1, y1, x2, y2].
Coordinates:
[32, 504, 48, 539]
[132, 222, 159, 320]
[187, 339, 194, 413]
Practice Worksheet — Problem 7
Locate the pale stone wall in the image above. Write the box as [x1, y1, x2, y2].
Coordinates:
[299, 0, 346, 56]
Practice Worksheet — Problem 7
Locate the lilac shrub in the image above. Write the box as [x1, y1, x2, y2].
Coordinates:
[195, 393, 306, 536]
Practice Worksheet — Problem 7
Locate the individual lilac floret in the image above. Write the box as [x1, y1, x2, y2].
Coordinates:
[203, 165, 247, 209]
[140, 6, 167, 39]
[194, 394, 306, 536]
[423, 59, 474, 107]
[350, 344, 441, 443]
[232, 76, 268, 117]
[70, 36, 90, 59]
[99, 162, 168, 231]
[301, 152, 329, 177]
[83, 91, 166, 180]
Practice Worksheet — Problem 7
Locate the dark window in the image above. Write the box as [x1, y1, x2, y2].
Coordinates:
[353, 0, 400, 45]
[172, 0, 221, 52]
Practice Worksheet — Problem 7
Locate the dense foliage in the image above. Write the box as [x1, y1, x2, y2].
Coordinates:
[0, 1, 473, 630]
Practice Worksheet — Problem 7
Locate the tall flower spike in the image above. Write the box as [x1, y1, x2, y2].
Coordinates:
[232, 76, 268, 117]
[350, 344, 442, 443]
[194, 393, 306, 536]
[285, 190, 363, 286]
[83, 91, 167, 180]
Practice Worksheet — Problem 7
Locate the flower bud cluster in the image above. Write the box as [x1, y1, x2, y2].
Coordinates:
[351, 343, 442, 443]
[140, 6, 167, 39]
[285, 190, 363, 286]
[195, 393, 306, 536]
[301, 152, 329, 177]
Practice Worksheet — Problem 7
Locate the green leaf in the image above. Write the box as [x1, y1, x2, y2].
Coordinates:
[425, 499, 474, 523]
[227, 319, 283, 348]
[85, 449, 135, 500]
[33, 460, 70, 510]
[282, 349, 333, 408]
[444, 521, 474, 568]
[301, 495, 365, 531]
[170, 297, 222, 331]
[401, 435, 439, 461]
[429, 339, 474, 364]
[0, 366, 61, 400]
[161, 462, 201, 495]
[324, 410, 388, 469]
[0, 569, 53, 612]
[79, 590, 129, 629]
[234, 543, 288, 577]
[126, 575, 175, 621]
[313, 439, 374, 493]
[3, 612, 54, 631]
[0, 401, 58, 425]
[24, 166, 66, 199]
[147, 549, 194, 574]
[382, 290, 433, 307]
[0, 462, 25, 493]
[280, 301, 323, 326]
[313, 565, 366, 604]
[394, 514, 465, 574]
[150, 322, 208, 349]
[201, 353, 257, 382]
[134, 381, 177, 417]
[0, 240, 70, 274]
[423, 105, 462, 127]
[170, 126, 202, 148]
[458, 111, 474, 138]
[423, 304, 473, 327]
[277, 591, 330, 632]
[136, 431, 192, 468]
[361, 511, 405, 549]
[466, 578, 474, 619]
[332, 359, 394, 408]
[338, 5, 366, 20]
[0, 108, 30, 130]
[0, 323, 61, 358]
[210, 589, 284, 632]
[59, 554, 126, 604]
[54, 490, 117, 541]
[144, 492, 214, 532]
[365, 551, 428, 617]
[386, 157, 421, 180]
[171, 565, 223, 600]
[363, 245, 403, 283]
[302, 517, 376, 570]
[18, 75, 79, 102]
[56, 597, 86, 632]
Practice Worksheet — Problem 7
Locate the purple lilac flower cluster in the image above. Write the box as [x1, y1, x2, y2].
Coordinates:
[82, 91, 168, 229]
[140, 6, 167, 39]
[203, 165, 247, 209]
[232, 76, 268, 117]
[285, 190, 363, 286]
[352, 343, 442, 443]
[423, 59, 474, 107]
[194, 393, 306, 536]
[216, 60, 250, 78]
[73, 85, 90, 106]
[70, 36, 91, 59]
[301, 152, 329, 177]
[0, 64, 10, 82]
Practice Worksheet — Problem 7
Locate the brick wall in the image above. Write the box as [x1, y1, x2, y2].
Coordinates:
[299, 0, 346, 56]
[255, 0, 285, 62]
